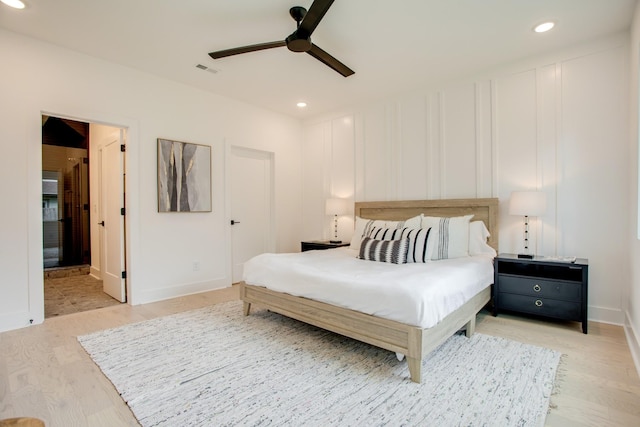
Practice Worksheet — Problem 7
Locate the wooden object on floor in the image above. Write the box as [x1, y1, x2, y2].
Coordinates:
[242, 282, 490, 383]
[0, 418, 45, 427]
[242, 198, 499, 383]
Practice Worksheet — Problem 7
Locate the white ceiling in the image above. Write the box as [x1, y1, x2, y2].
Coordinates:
[0, 0, 636, 119]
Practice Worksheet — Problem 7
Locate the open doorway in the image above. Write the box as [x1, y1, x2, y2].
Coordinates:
[42, 115, 125, 317]
[42, 116, 90, 268]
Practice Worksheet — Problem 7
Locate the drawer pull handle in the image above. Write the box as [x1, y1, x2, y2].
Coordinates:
[535, 299, 543, 307]
[533, 284, 541, 292]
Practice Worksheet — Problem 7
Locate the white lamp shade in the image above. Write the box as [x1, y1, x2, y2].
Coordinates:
[325, 198, 350, 215]
[509, 191, 546, 217]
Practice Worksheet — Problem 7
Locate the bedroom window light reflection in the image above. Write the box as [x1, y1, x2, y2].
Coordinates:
[326, 198, 350, 244]
[1, 0, 25, 9]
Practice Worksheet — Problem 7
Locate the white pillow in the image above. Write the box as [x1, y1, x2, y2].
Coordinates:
[349, 215, 421, 251]
[401, 215, 422, 229]
[422, 214, 474, 260]
[350, 217, 386, 251]
[469, 220, 496, 256]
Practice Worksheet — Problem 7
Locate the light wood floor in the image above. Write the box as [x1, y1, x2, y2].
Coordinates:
[1, 285, 638, 426]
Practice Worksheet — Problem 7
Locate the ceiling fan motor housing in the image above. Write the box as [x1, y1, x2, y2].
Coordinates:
[286, 32, 312, 52]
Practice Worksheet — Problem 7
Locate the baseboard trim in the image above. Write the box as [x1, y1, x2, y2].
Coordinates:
[624, 310, 640, 378]
[0, 310, 34, 333]
[132, 278, 230, 305]
[588, 305, 624, 325]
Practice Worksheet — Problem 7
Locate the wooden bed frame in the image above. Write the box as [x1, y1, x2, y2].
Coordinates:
[240, 198, 499, 383]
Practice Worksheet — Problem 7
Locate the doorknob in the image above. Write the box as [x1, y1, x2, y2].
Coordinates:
[230, 220, 240, 225]
[98, 221, 105, 226]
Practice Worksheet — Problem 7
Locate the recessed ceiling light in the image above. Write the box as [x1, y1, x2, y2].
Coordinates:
[533, 21, 555, 33]
[296, 102, 307, 108]
[1, 0, 25, 9]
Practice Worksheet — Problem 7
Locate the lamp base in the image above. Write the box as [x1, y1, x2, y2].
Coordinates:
[517, 253, 534, 259]
[329, 240, 342, 244]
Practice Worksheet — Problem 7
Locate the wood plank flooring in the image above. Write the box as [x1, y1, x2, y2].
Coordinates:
[1, 285, 638, 426]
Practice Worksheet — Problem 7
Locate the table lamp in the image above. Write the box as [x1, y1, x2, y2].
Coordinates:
[325, 198, 350, 243]
[509, 191, 546, 259]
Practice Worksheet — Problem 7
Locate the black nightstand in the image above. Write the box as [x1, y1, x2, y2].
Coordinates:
[301, 240, 350, 252]
[494, 253, 589, 334]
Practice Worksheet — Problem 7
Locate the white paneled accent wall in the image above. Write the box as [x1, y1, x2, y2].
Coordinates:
[303, 35, 629, 324]
[302, 117, 355, 243]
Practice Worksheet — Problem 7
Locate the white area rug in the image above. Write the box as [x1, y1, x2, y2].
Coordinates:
[78, 301, 560, 427]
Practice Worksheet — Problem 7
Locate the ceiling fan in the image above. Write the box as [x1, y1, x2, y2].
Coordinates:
[208, 0, 354, 77]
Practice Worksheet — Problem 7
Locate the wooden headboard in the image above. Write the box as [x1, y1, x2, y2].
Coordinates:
[354, 198, 499, 252]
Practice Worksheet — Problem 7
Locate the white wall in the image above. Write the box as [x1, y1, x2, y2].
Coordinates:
[626, 2, 640, 376]
[0, 29, 302, 332]
[302, 33, 630, 325]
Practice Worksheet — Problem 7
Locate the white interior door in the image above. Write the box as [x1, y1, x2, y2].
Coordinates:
[230, 146, 274, 283]
[100, 132, 126, 302]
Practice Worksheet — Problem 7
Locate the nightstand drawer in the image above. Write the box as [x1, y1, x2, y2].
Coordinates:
[498, 275, 581, 301]
[498, 293, 581, 320]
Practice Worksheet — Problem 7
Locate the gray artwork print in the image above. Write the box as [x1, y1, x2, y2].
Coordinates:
[158, 139, 211, 212]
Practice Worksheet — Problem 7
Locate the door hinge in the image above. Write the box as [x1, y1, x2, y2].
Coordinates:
[121, 271, 127, 279]
[120, 144, 126, 152]
[121, 207, 126, 216]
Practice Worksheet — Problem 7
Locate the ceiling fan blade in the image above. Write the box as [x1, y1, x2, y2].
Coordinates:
[209, 41, 286, 59]
[307, 44, 354, 77]
[297, 0, 335, 38]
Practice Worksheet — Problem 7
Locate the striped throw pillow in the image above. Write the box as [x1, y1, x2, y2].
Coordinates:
[358, 236, 409, 264]
[422, 215, 473, 260]
[350, 215, 422, 251]
[366, 226, 432, 263]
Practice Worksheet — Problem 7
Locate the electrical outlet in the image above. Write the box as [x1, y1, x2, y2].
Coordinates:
[193, 261, 200, 271]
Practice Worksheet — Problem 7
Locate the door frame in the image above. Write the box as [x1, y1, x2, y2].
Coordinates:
[224, 143, 276, 283]
[27, 109, 139, 326]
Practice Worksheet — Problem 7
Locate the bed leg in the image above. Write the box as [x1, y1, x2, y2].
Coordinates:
[407, 357, 422, 383]
[243, 301, 251, 316]
[465, 316, 476, 337]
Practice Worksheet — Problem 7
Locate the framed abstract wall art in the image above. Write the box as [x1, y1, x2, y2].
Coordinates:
[157, 138, 211, 212]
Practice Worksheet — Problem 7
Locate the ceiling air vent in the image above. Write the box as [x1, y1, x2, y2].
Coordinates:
[196, 64, 218, 74]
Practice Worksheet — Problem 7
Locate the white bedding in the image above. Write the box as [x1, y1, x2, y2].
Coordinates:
[243, 248, 494, 329]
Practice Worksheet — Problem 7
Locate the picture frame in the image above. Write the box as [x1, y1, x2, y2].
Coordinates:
[157, 138, 211, 212]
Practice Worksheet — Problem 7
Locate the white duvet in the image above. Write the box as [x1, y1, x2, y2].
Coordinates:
[243, 248, 494, 329]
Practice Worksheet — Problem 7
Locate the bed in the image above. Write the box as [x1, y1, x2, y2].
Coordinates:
[240, 198, 499, 383]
